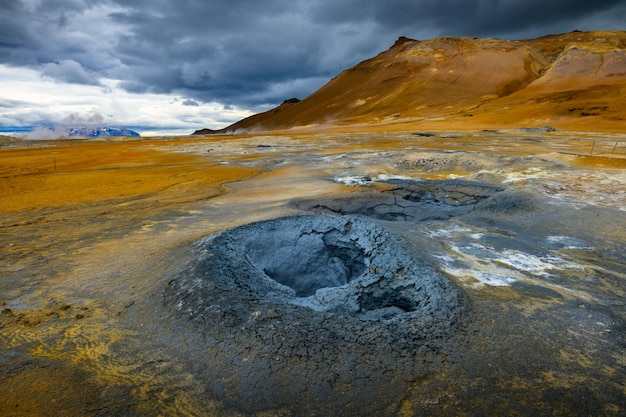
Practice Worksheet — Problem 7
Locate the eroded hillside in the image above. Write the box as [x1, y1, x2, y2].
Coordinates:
[199, 30, 626, 133]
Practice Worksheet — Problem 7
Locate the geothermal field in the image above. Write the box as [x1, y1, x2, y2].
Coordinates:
[1, 129, 625, 416]
[1, 31, 626, 416]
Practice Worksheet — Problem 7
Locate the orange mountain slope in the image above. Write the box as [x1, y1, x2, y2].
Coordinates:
[195, 30, 626, 134]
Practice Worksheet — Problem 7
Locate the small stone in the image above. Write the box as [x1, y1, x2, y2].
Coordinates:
[265, 309, 280, 319]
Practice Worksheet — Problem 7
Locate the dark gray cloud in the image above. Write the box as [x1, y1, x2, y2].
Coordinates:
[1, 0, 624, 109]
[40, 59, 101, 85]
[182, 99, 199, 106]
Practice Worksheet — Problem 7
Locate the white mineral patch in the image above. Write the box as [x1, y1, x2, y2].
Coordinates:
[496, 250, 580, 277]
[334, 176, 372, 186]
[437, 263, 518, 287]
[376, 174, 420, 181]
[333, 174, 418, 186]
[503, 167, 547, 183]
[439, 241, 585, 287]
[426, 224, 474, 238]
[474, 272, 517, 286]
[546, 235, 593, 249]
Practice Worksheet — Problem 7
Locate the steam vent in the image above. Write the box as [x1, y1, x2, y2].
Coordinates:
[162, 215, 466, 415]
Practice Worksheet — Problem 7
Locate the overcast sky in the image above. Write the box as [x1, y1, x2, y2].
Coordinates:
[1, 0, 624, 136]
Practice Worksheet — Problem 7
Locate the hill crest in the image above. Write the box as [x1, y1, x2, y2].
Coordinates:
[194, 30, 626, 134]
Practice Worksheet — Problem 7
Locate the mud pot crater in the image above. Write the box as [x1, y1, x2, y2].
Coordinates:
[161, 215, 467, 414]
[167, 215, 465, 321]
[305, 178, 508, 222]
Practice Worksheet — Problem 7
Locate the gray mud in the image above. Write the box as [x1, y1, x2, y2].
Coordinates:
[161, 215, 466, 415]
[300, 178, 505, 221]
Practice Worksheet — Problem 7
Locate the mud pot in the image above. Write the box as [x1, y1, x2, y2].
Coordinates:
[1, 130, 625, 416]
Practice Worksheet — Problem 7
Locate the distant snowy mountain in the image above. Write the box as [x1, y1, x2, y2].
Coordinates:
[66, 127, 140, 138]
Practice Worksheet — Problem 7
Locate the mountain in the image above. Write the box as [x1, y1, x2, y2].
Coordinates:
[194, 30, 626, 134]
[193, 98, 301, 135]
[66, 127, 141, 138]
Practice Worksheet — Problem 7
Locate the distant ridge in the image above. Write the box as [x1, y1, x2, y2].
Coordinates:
[194, 30, 626, 134]
[66, 127, 140, 138]
[193, 98, 301, 135]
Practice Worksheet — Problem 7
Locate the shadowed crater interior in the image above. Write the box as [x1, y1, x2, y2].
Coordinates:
[244, 224, 366, 297]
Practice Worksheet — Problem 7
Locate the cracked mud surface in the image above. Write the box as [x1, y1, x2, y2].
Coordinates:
[301, 178, 506, 221]
[162, 216, 466, 415]
[1, 130, 625, 416]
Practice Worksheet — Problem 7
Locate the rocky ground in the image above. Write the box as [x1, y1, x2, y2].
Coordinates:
[1, 130, 625, 416]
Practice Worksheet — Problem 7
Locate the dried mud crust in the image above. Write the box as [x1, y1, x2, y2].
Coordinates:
[301, 178, 514, 221]
[161, 215, 466, 415]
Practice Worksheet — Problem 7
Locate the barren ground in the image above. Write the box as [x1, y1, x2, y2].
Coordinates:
[1, 130, 625, 416]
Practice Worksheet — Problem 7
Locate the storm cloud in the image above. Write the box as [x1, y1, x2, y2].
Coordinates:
[1, 0, 624, 127]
